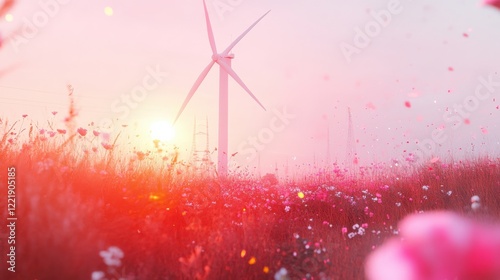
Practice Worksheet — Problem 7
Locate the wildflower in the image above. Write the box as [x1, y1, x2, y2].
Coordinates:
[274, 267, 289, 280]
[422, 185, 429, 191]
[471, 202, 481, 211]
[101, 132, 110, 142]
[56, 129, 66, 135]
[297, 192, 305, 199]
[77, 127, 87, 137]
[51, 111, 58, 115]
[93, 130, 100, 136]
[101, 142, 113, 150]
[137, 151, 146, 160]
[91, 271, 105, 280]
[99, 246, 124, 267]
[284, 206, 290, 212]
[471, 195, 481, 211]
[22, 114, 28, 118]
[39, 129, 45, 135]
[48, 131, 56, 137]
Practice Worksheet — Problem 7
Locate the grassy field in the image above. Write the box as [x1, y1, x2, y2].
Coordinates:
[1, 118, 499, 280]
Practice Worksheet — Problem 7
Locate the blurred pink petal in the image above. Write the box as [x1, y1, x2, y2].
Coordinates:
[366, 211, 500, 280]
[484, 0, 500, 9]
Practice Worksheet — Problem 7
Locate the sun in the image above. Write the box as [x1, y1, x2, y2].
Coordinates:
[150, 121, 175, 142]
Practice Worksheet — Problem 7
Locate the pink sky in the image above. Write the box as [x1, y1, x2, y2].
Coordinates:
[1, 0, 499, 174]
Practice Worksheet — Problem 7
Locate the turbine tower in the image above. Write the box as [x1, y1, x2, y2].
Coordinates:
[174, 0, 269, 178]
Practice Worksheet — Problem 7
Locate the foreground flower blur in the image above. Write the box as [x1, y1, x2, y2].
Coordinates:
[365, 211, 500, 280]
[484, 0, 500, 9]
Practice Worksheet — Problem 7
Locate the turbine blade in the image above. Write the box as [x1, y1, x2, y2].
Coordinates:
[222, 10, 271, 56]
[203, 0, 217, 55]
[217, 60, 266, 111]
[174, 60, 216, 124]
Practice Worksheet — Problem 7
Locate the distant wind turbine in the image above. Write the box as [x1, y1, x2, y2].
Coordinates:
[174, 0, 270, 178]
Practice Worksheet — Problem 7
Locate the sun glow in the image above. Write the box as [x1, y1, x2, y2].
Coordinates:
[150, 121, 175, 142]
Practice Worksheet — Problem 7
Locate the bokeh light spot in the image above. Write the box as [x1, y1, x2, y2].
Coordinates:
[5, 14, 13, 22]
[104, 6, 114, 16]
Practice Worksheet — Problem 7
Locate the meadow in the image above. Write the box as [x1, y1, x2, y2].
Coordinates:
[0, 114, 499, 280]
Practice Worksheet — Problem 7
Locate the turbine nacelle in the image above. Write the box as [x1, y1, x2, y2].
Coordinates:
[211, 53, 234, 62]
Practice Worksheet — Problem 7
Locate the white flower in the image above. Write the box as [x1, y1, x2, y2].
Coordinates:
[471, 202, 481, 211]
[422, 185, 429, 191]
[471, 195, 480, 203]
[274, 267, 289, 280]
[91, 271, 105, 280]
[99, 246, 124, 267]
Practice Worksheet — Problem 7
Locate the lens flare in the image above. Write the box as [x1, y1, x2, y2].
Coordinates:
[150, 121, 175, 142]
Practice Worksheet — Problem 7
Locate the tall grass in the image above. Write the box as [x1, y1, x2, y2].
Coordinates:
[0, 115, 499, 280]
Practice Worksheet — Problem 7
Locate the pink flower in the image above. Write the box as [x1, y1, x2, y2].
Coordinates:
[51, 111, 58, 115]
[101, 132, 110, 142]
[39, 129, 46, 135]
[22, 114, 28, 118]
[57, 129, 66, 135]
[77, 127, 87, 137]
[101, 142, 113, 150]
[93, 130, 100, 137]
[48, 131, 56, 137]
[365, 211, 500, 280]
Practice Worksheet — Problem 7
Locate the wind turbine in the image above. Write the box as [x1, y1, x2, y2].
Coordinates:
[174, 0, 270, 178]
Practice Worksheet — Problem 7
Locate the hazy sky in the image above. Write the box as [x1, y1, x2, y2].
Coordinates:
[1, 0, 499, 174]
